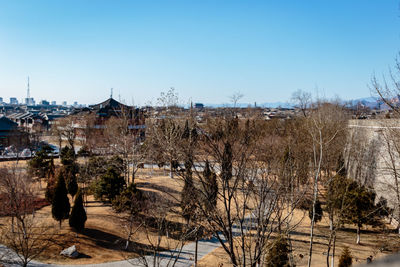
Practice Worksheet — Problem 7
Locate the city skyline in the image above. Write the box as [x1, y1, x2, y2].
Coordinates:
[1, 1, 400, 106]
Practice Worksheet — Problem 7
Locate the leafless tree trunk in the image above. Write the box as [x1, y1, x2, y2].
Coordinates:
[132, 195, 189, 267]
[306, 102, 347, 267]
[187, 117, 301, 267]
[0, 165, 55, 267]
[104, 107, 144, 184]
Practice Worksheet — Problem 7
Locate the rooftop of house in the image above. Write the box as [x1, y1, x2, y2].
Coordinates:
[0, 116, 18, 131]
[89, 98, 130, 110]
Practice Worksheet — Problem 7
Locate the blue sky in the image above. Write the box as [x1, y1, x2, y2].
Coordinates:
[0, 0, 400, 106]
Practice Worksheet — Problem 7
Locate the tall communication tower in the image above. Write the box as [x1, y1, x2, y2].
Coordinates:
[27, 76, 30, 99]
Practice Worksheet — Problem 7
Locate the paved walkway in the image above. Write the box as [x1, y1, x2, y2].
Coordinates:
[1, 235, 223, 267]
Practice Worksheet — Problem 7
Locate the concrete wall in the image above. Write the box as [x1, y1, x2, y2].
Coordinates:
[347, 119, 400, 222]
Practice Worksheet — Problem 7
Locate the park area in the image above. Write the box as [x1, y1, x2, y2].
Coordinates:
[0, 158, 400, 267]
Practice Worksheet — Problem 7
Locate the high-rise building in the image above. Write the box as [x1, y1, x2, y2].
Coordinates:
[40, 100, 50, 106]
[10, 97, 18, 105]
[62, 101, 67, 106]
[0, 97, 3, 104]
[25, 97, 35, 105]
[51, 101, 56, 105]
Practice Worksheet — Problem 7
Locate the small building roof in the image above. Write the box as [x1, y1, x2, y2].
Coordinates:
[0, 116, 18, 131]
[89, 98, 130, 110]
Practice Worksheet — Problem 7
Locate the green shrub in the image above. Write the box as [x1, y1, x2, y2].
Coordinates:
[60, 146, 75, 166]
[338, 247, 352, 267]
[308, 198, 323, 223]
[94, 167, 125, 202]
[265, 235, 290, 267]
[112, 183, 145, 213]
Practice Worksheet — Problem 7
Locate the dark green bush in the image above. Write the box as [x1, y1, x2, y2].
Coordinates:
[338, 246, 352, 267]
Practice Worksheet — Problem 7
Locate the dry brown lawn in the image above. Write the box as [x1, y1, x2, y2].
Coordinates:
[197, 209, 400, 267]
[0, 163, 188, 265]
[1, 160, 400, 266]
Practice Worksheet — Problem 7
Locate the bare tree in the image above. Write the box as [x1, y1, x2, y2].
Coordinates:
[291, 89, 312, 117]
[305, 102, 347, 267]
[230, 91, 244, 108]
[371, 55, 400, 116]
[52, 116, 77, 153]
[157, 87, 180, 115]
[104, 107, 145, 184]
[132, 194, 190, 267]
[376, 123, 400, 232]
[188, 117, 301, 267]
[0, 166, 55, 267]
[145, 118, 183, 178]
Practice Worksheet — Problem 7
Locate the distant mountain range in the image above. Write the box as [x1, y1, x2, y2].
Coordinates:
[203, 96, 398, 110]
[345, 96, 400, 110]
[344, 97, 380, 109]
[204, 102, 293, 109]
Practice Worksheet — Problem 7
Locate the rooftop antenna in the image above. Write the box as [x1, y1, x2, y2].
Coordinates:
[27, 76, 30, 99]
[110, 88, 113, 99]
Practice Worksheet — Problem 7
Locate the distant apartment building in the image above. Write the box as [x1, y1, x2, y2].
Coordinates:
[9, 98, 18, 105]
[0, 97, 3, 104]
[51, 101, 56, 105]
[40, 100, 50, 106]
[194, 103, 204, 109]
[25, 97, 35, 106]
[62, 101, 67, 106]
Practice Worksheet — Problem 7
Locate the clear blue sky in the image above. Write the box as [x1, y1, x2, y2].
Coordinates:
[0, 0, 400, 106]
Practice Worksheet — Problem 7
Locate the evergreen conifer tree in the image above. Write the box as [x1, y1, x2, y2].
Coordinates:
[28, 144, 55, 178]
[51, 172, 70, 227]
[266, 235, 290, 267]
[94, 166, 126, 202]
[343, 182, 379, 244]
[64, 166, 78, 197]
[181, 159, 197, 223]
[59, 146, 79, 197]
[69, 189, 87, 232]
[221, 142, 232, 181]
[338, 247, 352, 267]
[201, 160, 218, 211]
[60, 146, 75, 166]
[309, 198, 323, 223]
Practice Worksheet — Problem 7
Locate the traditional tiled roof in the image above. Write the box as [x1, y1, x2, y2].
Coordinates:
[7, 112, 45, 121]
[89, 98, 130, 110]
[0, 116, 18, 131]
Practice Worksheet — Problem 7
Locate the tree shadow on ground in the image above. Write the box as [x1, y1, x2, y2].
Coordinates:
[136, 182, 180, 195]
[77, 252, 92, 259]
[338, 227, 383, 235]
[136, 213, 190, 241]
[290, 230, 326, 239]
[79, 228, 126, 250]
[289, 238, 326, 246]
[85, 200, 112, 208]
